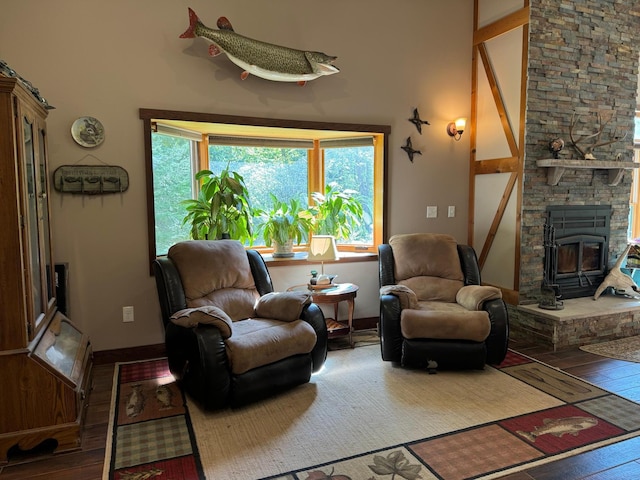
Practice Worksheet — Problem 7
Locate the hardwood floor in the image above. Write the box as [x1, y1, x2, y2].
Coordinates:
[1, 339, 640, 480]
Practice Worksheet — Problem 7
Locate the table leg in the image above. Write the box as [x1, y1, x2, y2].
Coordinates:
[347, 298, 354, 347]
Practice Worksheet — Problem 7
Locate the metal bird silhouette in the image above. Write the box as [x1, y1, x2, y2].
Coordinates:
[409, 108, 430, 134]
[401, 137, 422, 162]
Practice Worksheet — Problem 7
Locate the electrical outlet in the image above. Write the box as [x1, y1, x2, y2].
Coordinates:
[448, 206, 455, 218]
[123, 306, 134, 323]
[426, 206, 437, 218]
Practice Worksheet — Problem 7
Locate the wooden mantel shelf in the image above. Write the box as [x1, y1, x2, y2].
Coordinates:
[537, 159, 640, 186]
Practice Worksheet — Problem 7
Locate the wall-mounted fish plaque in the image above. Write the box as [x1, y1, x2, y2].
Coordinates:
[53, 165, 129, 195]
[179, 8, 339, 86]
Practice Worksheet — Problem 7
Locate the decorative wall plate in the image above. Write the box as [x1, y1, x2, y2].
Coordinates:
[71, 116, 105, 147]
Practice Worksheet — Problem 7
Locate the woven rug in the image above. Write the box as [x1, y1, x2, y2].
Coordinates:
[103, 358, 204, 479]
[104, 345, 640, 480]
[580, 335, 640, 363]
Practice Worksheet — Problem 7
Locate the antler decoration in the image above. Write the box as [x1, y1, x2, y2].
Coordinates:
[569, 111, 627, 160]
[593, 244, 639, 300]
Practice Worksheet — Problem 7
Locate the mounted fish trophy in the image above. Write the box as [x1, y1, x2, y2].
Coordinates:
[179, 8, 339, 86]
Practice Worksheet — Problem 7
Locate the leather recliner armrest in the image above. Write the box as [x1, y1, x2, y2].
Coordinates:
[482, 298, 510, 365]
[165, 322, 231, 410]
[380, 294, 403, 362]
[300, 303, 328, 372]
[153, 256, 187, 328]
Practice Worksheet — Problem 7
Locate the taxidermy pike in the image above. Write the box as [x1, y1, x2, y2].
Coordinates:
[180, 8, 340, 86]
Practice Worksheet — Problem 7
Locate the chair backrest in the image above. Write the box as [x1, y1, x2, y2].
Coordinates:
[389, 233, 464, 302]
[168, 240, 259, 320]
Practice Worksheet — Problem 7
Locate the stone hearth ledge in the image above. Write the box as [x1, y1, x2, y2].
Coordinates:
[513, 295, 640, 351]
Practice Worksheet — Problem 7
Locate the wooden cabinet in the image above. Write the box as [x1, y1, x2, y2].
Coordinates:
[0, 74, 93, 463]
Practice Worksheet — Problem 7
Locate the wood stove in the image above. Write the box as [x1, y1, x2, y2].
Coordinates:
[544, 205, 611, 299]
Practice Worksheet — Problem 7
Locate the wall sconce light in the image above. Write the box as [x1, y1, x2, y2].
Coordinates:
[446, 117, 467, 141]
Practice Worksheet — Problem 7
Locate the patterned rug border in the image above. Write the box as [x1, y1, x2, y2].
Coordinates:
[102, 357, 205, 480]
[261, 431, 640, 480]
[257, 348, 640, 480]
[103, 349, 640, 480]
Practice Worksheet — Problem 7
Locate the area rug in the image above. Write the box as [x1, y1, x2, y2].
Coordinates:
[102, 358, 204, 479]
[580, 335, 640, 363]
[104, 346, 640, 480]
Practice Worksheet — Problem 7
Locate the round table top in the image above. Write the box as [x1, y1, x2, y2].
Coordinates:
[288, 282, 359, 297]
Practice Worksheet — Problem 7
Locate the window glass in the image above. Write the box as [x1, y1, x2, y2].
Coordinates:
[324, 146, 374, 244]
[209, 145, 309, 245]
[151, 135, 379, 252]
[152, 133, 193, 255]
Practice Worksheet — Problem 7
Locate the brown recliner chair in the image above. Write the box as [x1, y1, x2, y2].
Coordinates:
[378, 233, 509, 371]
[153, 239, 328, 410]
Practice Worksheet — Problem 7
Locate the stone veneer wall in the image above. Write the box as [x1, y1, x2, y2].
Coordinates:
[519, 0, 640, 304]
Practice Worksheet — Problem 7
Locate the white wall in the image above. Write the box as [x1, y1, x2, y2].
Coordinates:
[268, 260, 379, 326]
[0, 0, 473, 351]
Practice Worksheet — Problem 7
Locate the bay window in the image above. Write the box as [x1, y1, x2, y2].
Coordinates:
[141, 109, 389, 269]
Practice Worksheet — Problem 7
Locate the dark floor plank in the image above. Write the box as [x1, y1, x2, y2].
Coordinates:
[498, 472, 536, 479]
[619, 386, 640, 402]
[582, 460, 640, 480]
[539, 352, 610, 370]
[579, 374, 640, 393]
[566, 361, 640, 380]
[80, 423, 110, 451]
[522, 436, 640, 480]
[84, 399, 112, 427]
[0, 448, 105, 480]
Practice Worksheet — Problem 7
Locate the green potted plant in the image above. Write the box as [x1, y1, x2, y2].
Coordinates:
[255, 194, 314, 257]
[181, 167, 253, 243]
[310, 182, 364, 240]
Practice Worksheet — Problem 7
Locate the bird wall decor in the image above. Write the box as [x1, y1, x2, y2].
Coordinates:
[401, 137, 422, 163]
[409, 108, 430, 134]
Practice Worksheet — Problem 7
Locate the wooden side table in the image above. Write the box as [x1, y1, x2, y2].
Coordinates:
[288, 283, 359, 347]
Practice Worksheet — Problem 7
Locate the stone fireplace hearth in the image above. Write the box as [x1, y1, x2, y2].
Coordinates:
[515, 185, 637, 349]
[516, 296, 640, 351]
[509, 0, 640, 350]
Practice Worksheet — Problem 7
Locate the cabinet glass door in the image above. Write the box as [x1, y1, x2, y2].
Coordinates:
[23, 116, 44, 329]
[33, 314, 84, 383]
[38, 126, 54, 308]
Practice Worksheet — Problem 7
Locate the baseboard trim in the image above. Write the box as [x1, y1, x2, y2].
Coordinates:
[93, 343, 167, 365]
[353, 316, 378, 331]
